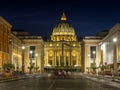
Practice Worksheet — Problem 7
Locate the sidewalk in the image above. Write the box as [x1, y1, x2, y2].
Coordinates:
[0, 76, 25, 83]
[83, 73, 120, 83]
[78, 73, 120, 89]
[0, 73, 26, 83]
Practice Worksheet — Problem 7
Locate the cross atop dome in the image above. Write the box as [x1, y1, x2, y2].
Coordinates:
[60, 12, 67, 21]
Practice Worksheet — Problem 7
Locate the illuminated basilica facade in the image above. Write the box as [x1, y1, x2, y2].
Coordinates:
[0, 12, 120, 73]
[44, 13, 81, 69]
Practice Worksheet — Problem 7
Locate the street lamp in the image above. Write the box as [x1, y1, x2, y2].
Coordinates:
[29, 50, 33, 73]
[35, 53, 38, 72]
[88, 54, 90, 67]
[22, 46, 25, 73]
[113, 37, 117, 73]
[88, 54, 90, 73]
[93, 51, 96, 66]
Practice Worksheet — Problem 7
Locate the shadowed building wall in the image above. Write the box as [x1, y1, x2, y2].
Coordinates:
[0, 16, 12, 71]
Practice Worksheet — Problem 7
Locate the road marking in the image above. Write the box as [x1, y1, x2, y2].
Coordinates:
[48, 79, 56, 90]
[56, 88, 65, 90]
[56, 88, 73, 90]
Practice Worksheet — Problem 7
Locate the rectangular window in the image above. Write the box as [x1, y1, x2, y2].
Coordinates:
[90, 46, 96, 58]
[29, 46, 35, 58]
[0, 23, 2, 31]
[0, 43, 1, 51]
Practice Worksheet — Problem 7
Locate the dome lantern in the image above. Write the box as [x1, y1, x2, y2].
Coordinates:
[60, 12, 67, 21]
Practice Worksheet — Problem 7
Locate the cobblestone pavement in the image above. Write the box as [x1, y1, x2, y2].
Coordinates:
[0, 72, 119, 90]
[74, 73, 120, 89]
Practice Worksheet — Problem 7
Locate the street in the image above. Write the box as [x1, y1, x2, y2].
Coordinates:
[0, 73, 119, 90]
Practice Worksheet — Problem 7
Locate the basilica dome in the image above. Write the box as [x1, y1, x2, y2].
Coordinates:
[51, 12, 77, 41]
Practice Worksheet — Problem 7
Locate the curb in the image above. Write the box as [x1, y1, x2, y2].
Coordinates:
[81, 74, 120, 89]
[112, 79, 120, 83]
[83, 74, 120, 83]
[78, 73, 120, 84]
[0, 77, 25, 83]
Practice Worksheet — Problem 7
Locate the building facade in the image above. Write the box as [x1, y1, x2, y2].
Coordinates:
[99, 23, 120, 73]
[44, 13, 81, 70]
[0, 16, 12, 72]
[0, 14, 120, 73]
[82, 36, 102, 72]
[13, 30, 44, 72]
[9, 32, 22, 71]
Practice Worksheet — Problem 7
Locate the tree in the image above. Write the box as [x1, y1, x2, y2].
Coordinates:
[28, 65, 34, 73]
[90, 65, 98, 72]
[3, 63, 14, 72]
[99, 65, 107, 71]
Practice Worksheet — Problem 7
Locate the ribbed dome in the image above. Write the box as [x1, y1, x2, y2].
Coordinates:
[52, 21, 75, 35]
[51, 12, 77, 41]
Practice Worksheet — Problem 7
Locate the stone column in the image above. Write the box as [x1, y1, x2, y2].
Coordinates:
[77, 50, 81, 66]
[71, 56, 73, 66]
[113, 43, 117, 73]
[64, 56, 66, 66]
[46, 51, 48, 66]
[70, 49, 72, 66]
[52, 56, 54, 66]
[76, 52, 79, 65]
[59, 56, 61, 66]
[54, 50, 57, 66]
[68, 56, 70, 66]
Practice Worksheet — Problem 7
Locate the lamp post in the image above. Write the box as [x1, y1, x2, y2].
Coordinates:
[113, 38, 117, 73]
[29, 50, 33, 73]
[35, 53, 38, 72]
[22, 46, 25, 73]
[88, 54, 90, 73]
[88, 54, 90, 67]
[93, 51, 96, 66]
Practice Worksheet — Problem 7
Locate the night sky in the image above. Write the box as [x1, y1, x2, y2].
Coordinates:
[1, 0, 120, 37]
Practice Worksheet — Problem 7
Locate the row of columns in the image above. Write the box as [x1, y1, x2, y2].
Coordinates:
[46, 50, 80, 66]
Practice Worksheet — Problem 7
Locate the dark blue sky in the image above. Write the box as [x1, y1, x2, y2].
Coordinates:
[1, 0, 120, 37]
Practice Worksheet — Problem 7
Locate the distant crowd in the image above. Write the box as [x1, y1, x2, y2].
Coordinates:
[49, 69, 75, 78]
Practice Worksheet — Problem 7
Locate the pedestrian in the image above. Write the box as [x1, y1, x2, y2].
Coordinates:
[67, 71, 71, 78]
[63, 70, 67, 78]
[118, 65, 120, 76]
[58, 70, 62, 78]
[111, 68, 114, 80]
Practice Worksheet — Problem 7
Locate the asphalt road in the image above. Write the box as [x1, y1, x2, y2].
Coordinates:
[0, 74, 119, 90]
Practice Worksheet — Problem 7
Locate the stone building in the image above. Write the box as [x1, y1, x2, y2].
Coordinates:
[1, 13, 120, 73]
[82, 36, 102, 72]
[0, 16, 12, 72]
[12, 30, 44, 72]
[99, 23, 120, 73]
[9, 32, 22, 71]
[44, 13, 81, 70]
